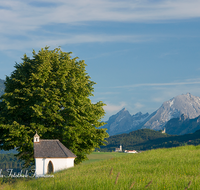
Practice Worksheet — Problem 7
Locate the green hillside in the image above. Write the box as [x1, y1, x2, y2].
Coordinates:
[2, 145, 200, 189]
[100, 128, 200, 151]
[100, 129, 172, 151]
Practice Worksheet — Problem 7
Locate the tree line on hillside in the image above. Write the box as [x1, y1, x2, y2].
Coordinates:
[100, 128, 200, 152]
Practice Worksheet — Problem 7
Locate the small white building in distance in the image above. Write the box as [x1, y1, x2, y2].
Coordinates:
[124, 150, 138, 153]
[115, 145, 122, 152]
[162, 128, 166, 133]
[34, 132, 76, 176]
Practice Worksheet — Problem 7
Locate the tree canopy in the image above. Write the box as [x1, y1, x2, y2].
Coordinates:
[0, 47, 108, 166]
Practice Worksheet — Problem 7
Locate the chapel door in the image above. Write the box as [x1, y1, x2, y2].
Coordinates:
[47, 161, 54, 174]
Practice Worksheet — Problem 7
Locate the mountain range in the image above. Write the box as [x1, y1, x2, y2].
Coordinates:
[102, 93, 200, 136]
[102, 109, 150, 136]
[1, 78, 200, 136]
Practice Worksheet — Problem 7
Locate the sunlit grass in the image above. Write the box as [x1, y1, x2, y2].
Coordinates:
[82, 151, 126, 164]
[2, 145, 200, 189]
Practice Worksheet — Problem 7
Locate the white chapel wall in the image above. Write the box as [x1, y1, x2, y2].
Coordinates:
[35, 158, 75, 175]
[35, 158, 44, 175]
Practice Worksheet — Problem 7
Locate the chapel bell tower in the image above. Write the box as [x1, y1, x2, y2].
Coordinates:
[34, 132, 40, 143]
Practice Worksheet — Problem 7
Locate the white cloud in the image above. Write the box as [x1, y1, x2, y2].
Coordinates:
[1, 0, 200, 35]
[150, 80, 200, 103]
[115, 80, 200, 89]
[0, 0, 200, 51]
[0, 33, 153, 51]
[99, 78, 200, 119]
[134, 102, 144, 109]
[103, 102, 126, 114]
[152, 97, 167, 103]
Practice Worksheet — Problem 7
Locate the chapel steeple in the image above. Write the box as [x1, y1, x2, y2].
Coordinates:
[34, 131, 40, 143]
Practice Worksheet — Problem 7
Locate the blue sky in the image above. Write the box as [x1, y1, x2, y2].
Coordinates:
[0, 0, 200, 121]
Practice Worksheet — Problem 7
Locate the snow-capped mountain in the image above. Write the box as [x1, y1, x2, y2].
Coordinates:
[103, 93, 200, 136]
[143, 93, 200, 130]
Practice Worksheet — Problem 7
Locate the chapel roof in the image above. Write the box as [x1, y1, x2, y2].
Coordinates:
[34, 139, 76, 158]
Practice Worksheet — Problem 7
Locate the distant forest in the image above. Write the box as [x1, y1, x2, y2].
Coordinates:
[100, 129, 200, 152]
[1, 129, 200, 171]
[0, 154, 24, 174]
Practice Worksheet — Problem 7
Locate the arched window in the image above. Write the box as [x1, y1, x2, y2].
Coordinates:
[47, 161, 54, 174]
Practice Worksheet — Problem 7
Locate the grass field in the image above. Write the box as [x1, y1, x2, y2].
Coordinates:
[82, 152, 127, 164]
[2, 145, 200, 189]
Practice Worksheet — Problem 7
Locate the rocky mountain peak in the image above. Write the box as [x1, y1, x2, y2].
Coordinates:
[102, 93, 200, 136]
[119, 107, 128, 113]
[179, 114, 189, 121]
[143, 93, 200, 130]
[102, 109, 149, 136]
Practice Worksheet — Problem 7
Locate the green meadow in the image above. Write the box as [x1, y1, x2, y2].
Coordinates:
[2, 145, 200, 189]
[82, 152, 127, 164]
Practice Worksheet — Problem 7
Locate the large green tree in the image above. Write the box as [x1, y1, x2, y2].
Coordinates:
[0, 47, 108, 166]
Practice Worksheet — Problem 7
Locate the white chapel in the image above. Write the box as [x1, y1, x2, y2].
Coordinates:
[34, 132, 76, 176]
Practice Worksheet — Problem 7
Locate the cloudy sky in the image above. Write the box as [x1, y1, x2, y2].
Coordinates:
[0, 0, 200, 120]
